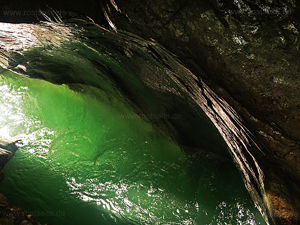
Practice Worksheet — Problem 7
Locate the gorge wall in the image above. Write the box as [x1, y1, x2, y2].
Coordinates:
[1, 0, 300, 224]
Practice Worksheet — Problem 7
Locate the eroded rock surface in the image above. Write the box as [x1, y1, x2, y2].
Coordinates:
[104, 1, 300, 224]
[1, 0, 300, 224]
[0, 193, 45, 225]
[0, 139, 42, 224]
[0, 138, 19, 183]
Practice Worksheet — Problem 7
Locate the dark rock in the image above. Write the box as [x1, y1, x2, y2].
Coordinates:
[0, 193, 43, 225]
[0, 138, 19, 183]
[0, 20, 278, 224]
[0, 139, 44, 224]
[102, 1, 300, 224]
[1, 0, 300, 224]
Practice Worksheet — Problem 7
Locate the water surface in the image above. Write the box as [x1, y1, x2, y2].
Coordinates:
[0, 70, 266, 224]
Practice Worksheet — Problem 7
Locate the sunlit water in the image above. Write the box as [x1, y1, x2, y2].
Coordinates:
[0, 70, 266, 224]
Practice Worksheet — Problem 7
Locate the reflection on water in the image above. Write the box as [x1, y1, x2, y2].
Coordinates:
[0, 70, 266, 224]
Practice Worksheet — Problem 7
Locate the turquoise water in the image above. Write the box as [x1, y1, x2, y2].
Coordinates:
[0, 70, 266, 224]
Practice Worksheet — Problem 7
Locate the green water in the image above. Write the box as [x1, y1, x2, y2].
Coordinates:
[0, 70, 266, 224]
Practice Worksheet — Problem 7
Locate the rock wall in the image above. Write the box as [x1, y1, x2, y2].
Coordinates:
[1, 0, 300, 224]
[0, 139, 43, 224]
[106, 1, 300, 224]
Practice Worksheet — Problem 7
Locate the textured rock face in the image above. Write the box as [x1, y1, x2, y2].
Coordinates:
[0, 20, 275, 224]
[0, 138, 19, 183]
[0, 139, 38, 224]
[108, 0, 300, 169]
[1, 0, 300, 224]
[103, 1, 300, 224]
[0, 193, 44, 225]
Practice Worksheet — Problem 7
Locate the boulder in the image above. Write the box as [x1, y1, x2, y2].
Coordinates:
[0, 138, 19, 183]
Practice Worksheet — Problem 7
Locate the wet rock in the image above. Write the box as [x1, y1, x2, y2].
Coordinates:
[0, 138, 19, 183]
[102, 1, 300, 224]
[0, 193, 46, 225]
[1, 0, 300, 224]
[0, 139, 46, 224]
[0, 20, 277, 224]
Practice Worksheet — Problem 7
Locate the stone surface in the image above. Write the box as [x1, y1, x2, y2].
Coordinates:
[0, 138, 19, 183]
[1, 0, 300, 224]
[0, 20, 279, 225]
[104, 1, 300, 224]
[0, 139, 43, 224]
[0, 193, 46, 225]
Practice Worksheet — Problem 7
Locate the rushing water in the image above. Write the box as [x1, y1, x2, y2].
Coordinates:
[0, 69, 266, 224]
